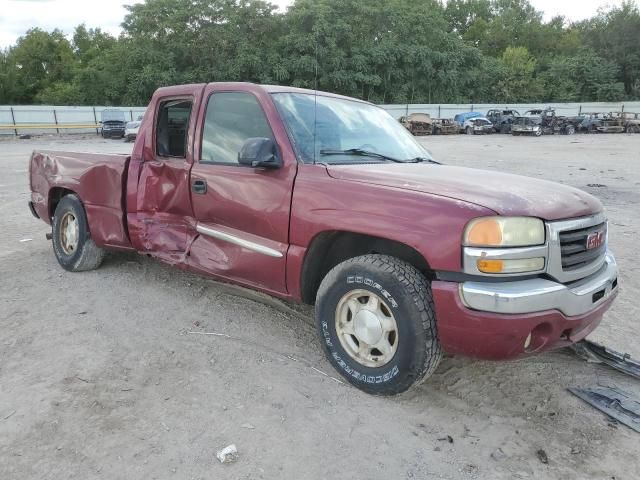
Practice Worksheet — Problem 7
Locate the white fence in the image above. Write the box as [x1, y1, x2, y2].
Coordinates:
[2, 101, 640, 135]
[0, 105, 147, 135]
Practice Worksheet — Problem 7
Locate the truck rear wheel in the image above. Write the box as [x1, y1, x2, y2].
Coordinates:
[52, 194, 105, 272]
[315, 254, 442, 395]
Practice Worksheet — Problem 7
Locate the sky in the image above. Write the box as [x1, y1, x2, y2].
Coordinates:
[0, 0, 634, 48]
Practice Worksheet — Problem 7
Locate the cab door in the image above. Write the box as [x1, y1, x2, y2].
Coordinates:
[127, 89, 202, 262]
[188, 85, 298, 295]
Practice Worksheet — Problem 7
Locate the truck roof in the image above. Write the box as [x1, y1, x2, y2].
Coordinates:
[153, 82, 372, 105]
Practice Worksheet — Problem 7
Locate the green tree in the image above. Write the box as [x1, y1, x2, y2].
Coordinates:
[579, 1, 640, 96]
[3, 28, 75, 103]
[493, 46, 542, 102]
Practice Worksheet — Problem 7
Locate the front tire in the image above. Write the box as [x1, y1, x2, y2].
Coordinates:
[52, 194, 105, 272]
[315, 254, 442, 395]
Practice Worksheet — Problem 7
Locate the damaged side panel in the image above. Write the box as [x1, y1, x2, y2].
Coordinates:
[29, 150, 133, 250]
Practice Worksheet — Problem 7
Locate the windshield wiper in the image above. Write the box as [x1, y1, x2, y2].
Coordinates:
[406, 157, 442, 164]
[320, 149, 441, 165]
[319, 148, 404, 163]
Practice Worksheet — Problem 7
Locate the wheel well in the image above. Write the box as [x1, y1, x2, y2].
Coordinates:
[300, 231, 433, 304]
[48, 187, 76, 219]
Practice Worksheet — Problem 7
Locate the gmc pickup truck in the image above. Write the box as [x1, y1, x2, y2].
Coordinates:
[29, 83, 619, 395]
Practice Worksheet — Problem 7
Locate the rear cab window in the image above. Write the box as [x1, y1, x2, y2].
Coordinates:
[156, 99, 193, 158]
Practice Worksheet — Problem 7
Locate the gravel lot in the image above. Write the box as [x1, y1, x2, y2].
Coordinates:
[1, 133, 639, 479]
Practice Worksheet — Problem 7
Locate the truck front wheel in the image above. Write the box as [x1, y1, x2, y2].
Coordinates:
[315, 254, 442, 395]
[52, 194, 105, 272]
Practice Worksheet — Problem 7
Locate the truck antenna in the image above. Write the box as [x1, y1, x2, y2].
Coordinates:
[313, 29, 318, 165]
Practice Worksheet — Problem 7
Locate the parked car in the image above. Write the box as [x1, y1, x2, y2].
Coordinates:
[28, 82, 618, 395]
[125, 115, 144, 142]
[486, 109, 520, 133]
[399, 113, 433, 135]
[463, 116, 493, 135]
[453, 111, 483, 131]
[576, 112, 626, 134]
[511, 115, 544, 136]
[100, 109, 126, 139]
[610, 111, 640, 133]
[578, 112, 603, 133]
[431, 118, 458, 135]
[521, 109, 576, 135]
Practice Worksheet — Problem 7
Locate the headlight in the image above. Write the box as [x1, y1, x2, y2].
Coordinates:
[464, 217, 545, 247]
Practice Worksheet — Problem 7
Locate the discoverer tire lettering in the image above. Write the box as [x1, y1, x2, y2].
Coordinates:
[315, 254, 442, 395]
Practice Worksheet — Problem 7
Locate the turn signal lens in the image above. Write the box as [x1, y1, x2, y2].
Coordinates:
[464, 217, 545, 247]
[477, 259, 504, 273]
[477, 257, 545, 274]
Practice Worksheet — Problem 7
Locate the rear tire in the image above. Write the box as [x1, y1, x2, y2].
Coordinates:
[315, 254, 442, 395]
[52, 194, 105, 272]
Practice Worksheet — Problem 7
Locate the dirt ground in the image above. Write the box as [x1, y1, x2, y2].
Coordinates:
[1, 132, 639, 480]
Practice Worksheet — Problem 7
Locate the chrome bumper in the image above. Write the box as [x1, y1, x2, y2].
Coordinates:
[460, 252, 618, 316]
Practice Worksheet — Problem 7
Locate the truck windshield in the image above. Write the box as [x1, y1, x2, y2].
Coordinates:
[271, 93, 431, 164]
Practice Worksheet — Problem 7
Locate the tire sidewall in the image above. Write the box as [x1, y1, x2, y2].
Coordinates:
[52, 195, 90, 271]
[316, 261, 428, 393]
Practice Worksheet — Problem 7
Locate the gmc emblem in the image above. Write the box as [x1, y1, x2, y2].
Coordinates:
[586, 230, 605, 250]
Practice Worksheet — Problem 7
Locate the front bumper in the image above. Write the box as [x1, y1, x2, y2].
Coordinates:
[461, 252, 617, 316]
[102, 129, 125, 138]
[432, 253, 619, 360]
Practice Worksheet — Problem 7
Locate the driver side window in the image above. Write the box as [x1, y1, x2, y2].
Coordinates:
[201, 92, 273, 165]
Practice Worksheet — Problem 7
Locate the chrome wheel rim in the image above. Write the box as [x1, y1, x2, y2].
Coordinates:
[335, 289, 399, 367]
[59, 212, 79, 255]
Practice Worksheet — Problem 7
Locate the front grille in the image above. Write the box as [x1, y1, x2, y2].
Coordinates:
[559, 222, 606, 271]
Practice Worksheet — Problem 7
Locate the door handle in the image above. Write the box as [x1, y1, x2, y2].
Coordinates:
[192, 179, 207, 194]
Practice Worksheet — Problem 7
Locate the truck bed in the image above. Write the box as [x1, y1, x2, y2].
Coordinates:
[30, 150, 133, 249]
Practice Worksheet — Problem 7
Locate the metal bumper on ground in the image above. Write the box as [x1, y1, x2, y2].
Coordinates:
[460, 252, 617, 317]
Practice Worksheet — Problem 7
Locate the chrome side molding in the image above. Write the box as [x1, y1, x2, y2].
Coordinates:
[196, 223, 283, 258]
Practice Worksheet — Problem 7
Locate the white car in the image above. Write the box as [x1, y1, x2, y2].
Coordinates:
[462, 116, 493, 135]
[125, 115, 144, 142]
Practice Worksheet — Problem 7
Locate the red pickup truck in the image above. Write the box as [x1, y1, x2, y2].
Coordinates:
[29, 83, 619, 395]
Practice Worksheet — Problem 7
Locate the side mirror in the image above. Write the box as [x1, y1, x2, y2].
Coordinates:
[238, 137, 281, 169]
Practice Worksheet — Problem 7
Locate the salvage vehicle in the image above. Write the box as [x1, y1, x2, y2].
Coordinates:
[610, 112, 640, 133]
[431, 118, 458, 135]
[521, 109, 576, 135]
[453, 111, 483, 131]
[399, 113, 432, 135]
[100, 109, 126, 139]
[591, 114, 625, 134]
[29, 82, 619, 395]
[578, 113, 603, 133]
[463, 116, 493, 135]
[512, 115, 544, 136]
[125, 115, 144, 142]
[486, 109, 520, 133]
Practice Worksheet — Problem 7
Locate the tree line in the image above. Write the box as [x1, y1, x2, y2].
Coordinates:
[1, 0, 639, 106]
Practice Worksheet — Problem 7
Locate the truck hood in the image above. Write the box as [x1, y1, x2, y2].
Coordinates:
[326, 164, 602, 221]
